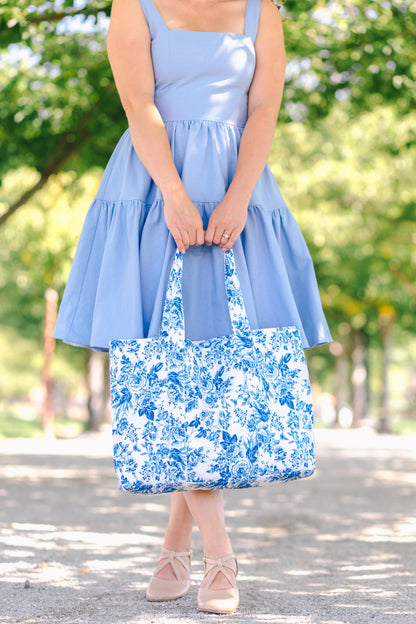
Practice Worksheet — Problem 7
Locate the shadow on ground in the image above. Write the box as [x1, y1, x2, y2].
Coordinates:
[0, 430, 415, 624]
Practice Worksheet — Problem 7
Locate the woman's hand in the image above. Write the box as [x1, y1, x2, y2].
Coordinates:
[205, 194, 248, 252]
[163, 185, 205, 254]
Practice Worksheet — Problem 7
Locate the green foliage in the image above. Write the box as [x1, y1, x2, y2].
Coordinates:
[0, 1, 415, 423]
[0, 169, 96, 401]
[0, 167, 101, 329]
[270, 103, 416, 340]
[1, 0, 415, 191]
[1, 100, 414, 412]
[280, 0, 416, 122]
[0, 327, 43, 399]
[0, 1, 122, 182]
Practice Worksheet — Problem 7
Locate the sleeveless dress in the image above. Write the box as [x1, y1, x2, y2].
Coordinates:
[52, 0, 332, 351]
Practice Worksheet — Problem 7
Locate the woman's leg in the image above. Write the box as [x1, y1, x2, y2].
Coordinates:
[155, 491, 194, 580]
[184, 490, 236, 591]
[155, 489, 235, 590]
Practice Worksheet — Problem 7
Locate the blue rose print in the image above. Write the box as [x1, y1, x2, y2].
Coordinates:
[109, 249, 315, 494]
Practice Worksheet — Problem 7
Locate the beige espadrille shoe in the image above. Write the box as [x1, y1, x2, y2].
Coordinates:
[197, 553, 239, 614]
[146, 547, 192, 602]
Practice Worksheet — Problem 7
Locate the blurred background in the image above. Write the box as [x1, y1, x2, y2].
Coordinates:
[0, 0, 415, 439]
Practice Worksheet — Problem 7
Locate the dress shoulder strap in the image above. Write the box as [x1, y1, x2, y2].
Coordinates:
[245, 0, 262, 42]
[137, 0, 167, 39]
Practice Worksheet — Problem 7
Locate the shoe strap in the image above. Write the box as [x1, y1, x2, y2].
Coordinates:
[202, 554, 238, 589]
[153, 547, 192, 578]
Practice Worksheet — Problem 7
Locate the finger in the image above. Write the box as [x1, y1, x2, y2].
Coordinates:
[205, 221, 215, 246]
[188, 228, 197, 246]
[212, 226, 225, 246]
[196, 226, 205, 246]
[218, 226, 231, 249]
[216, 226, 232, 247]
[172, 227, 186, 254]
[181, 228, 190, 250]
[221, 228, 239, 252]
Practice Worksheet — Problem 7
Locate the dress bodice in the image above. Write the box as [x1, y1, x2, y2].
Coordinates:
[137, 0, 260, 126]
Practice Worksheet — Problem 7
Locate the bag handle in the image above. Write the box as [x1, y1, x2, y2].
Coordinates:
[160, 249, 251, 342]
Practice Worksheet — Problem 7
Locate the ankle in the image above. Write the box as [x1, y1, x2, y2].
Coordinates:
[162, 530, 192, 553]
[162, 541, 192, 553]
[203, 537, 233, 560]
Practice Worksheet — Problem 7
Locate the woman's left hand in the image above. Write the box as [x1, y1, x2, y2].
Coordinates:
[204, 196, 248, 251]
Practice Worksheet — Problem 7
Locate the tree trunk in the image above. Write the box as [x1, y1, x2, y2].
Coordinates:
[351, 328, 368, 426]
[330, 341, 349, 426]
[379, 321, 393, 433]
[42, 288, 58, 438]
[86, 350, 106, 431]
[103, 353, 112, 424]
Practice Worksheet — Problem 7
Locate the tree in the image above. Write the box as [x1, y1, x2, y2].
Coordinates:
[1, 1, 415, 428]
[270, 102, 416, 423]
[1, 0, 415, 224]
[0, 167, 99, 402]
[0, 1, 120, 225]
[281, 0, 416, 121]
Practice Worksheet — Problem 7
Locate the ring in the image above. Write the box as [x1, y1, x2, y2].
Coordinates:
[222, 233, 231, 239]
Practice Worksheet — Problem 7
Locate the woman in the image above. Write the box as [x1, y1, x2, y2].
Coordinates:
[53, 0, 332, 614]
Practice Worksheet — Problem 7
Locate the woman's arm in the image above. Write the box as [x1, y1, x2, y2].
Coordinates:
[205, 0, 286, 251]
[106, 0, 204, 253]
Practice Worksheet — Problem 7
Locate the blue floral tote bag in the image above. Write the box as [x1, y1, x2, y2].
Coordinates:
[109, 249, 314, 494]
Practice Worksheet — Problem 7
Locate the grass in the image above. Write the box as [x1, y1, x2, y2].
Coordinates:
[390, 418, 416, 436]
[0, 410, 87, 439]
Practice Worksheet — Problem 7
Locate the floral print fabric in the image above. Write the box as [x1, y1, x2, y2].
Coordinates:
[109, 250, 314, 494]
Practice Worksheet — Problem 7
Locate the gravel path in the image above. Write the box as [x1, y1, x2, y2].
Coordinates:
[0, 427, 415, 624]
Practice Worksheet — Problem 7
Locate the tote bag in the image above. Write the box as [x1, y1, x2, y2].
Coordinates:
[109, 249, 315, 494]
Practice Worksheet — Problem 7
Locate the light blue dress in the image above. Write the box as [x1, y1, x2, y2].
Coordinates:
[53, 0, 332, 351]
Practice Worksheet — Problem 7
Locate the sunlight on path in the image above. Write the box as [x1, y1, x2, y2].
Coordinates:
[0, 429, 415, 624]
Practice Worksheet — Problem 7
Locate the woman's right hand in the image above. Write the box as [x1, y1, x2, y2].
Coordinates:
[163, 186, 205, 254]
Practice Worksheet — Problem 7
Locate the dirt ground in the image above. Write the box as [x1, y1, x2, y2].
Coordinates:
[0, 427, 415, 624]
